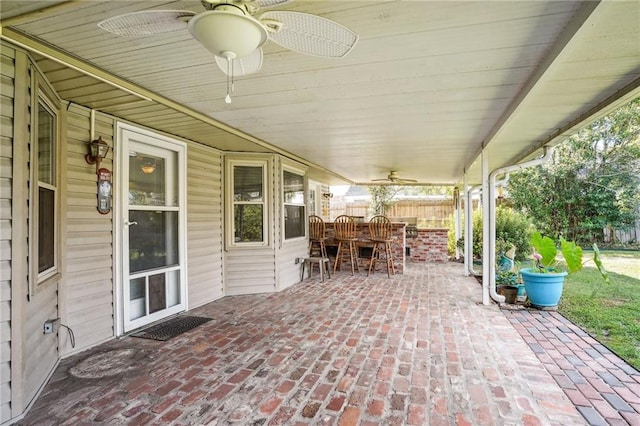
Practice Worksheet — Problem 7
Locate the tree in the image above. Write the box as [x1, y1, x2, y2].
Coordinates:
[368, 185, 401, 215]
[507, 98, 640, 244]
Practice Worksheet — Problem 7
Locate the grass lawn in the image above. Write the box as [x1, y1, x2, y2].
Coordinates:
[558, 250, 640, 370]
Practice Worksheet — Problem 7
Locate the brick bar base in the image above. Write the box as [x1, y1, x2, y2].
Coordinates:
[408, 228, 449, 263]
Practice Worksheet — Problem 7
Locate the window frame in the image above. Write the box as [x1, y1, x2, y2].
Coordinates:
[282, 168, 306, 241]
[29, 73, 62, 293]
[227, 159, 269, 248]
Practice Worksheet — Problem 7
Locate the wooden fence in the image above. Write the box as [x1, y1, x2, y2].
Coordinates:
[330, 199, 456, 227]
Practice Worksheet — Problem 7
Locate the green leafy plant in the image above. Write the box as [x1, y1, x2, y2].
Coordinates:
[496, 269, 519, 286]
[530, 231, 611, 284]
[469, 206, 533, 261]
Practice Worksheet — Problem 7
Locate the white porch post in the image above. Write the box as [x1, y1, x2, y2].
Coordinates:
[464, 180, 479, 277]
[454, 186, 461, 259]
[463, 175, 470, 276]
[481, 149, 491, 306]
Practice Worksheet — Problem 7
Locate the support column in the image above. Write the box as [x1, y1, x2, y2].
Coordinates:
[481, 149, 491, 306]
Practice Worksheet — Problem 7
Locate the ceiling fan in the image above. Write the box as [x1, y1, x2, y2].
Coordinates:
[98, 0, 358, 103]
[372, 171, 418, 184]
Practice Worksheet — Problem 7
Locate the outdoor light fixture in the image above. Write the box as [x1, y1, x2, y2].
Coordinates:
[322, 192, 334, 199]
[140, 158, 156, 174]
[188, 6, 268, 103]
[85, 136, 110, 174]
[188, 8, 267, 59]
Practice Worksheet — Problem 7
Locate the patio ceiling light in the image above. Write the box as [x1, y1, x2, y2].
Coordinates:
[188, 7, 268, 104]
[140, 158, 156, 174]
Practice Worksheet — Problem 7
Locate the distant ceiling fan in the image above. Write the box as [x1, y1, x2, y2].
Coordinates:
[372, 171, 418, 184]
[98, 0, 358, 103]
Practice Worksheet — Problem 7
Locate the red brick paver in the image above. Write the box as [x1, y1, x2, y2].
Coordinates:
[18, 263, 585, 425]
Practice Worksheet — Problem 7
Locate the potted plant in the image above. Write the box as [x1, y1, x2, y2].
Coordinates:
[520, 231, 610, 308]
[495, 244, 522, 304]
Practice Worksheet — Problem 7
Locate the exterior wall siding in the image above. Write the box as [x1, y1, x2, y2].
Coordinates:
[2, 46, 62, 422]
[20, 57, 60, 418]
[1, 42, 330, 424]
[187, 144, 224, 307]
[225, 250, 276, 295]
[0, 42, 15, 425]
[277, 239, 307, 291]
[60, 105, 115, 355]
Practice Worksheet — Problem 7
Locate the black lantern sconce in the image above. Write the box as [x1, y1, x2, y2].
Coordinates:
[85, 136, 110, 174]
[322, 192, 334, 199]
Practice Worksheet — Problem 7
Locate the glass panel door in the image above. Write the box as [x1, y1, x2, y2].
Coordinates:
[121, 132, 185, 332]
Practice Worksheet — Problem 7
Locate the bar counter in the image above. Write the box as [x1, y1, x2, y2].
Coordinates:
[324, 222, 406, 274]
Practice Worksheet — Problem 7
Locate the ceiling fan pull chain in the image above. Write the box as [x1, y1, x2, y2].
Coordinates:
[225, 56, 232, 104]
[231, 59, 235, 93]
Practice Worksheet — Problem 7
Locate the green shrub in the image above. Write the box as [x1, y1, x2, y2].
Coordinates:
[468, 206, 533, 261]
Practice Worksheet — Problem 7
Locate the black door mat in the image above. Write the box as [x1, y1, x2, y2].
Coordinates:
[130, 315, 212, 341]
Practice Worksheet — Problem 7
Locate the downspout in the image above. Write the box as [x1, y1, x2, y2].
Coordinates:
[486, 146, 554, 304]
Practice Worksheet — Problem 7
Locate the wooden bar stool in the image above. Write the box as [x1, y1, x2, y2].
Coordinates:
[368, 215, 396, 278]
[308, 215, 329, 259]
[333, 215, 360, 275]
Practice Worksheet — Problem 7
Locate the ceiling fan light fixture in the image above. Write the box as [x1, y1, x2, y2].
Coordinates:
[188, 9, 268, 58]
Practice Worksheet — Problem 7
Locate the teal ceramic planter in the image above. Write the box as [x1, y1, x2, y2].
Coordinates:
[520, 268, 568, 308]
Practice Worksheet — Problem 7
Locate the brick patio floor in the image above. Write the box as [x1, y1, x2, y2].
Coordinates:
[15, 262, 636, 425]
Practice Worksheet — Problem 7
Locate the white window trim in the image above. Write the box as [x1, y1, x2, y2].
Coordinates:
[226, 159, 270, 248]
[29, 72, 61, 296]
[282, 167, 306, 242]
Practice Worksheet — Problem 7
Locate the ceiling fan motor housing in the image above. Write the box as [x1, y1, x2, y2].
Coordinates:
[188, 8, 268, 58]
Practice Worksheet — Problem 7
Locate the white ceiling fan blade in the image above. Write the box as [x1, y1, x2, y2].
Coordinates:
[251, 0, 292, 8]
[215, 48, 264, 76]
[98, 10, 195, 37]
[260, 11, 358, 58]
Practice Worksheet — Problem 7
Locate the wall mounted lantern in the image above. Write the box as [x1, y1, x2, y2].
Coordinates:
[322, 192, 334, 199]
[85, 136, 110, 174]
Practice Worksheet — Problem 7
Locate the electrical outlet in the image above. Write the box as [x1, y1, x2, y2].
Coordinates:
[44, 318, 60, 334]
[294, 257, 301, 264]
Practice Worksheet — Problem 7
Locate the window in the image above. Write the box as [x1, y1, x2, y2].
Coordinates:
[35, 97, 58, 281]
[283, 170, 305, 239]
[231, 163, 267, 245]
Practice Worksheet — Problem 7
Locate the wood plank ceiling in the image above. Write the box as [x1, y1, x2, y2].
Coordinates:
[1, 0, 639, 185]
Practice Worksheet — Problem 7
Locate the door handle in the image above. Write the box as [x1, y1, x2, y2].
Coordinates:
[125, 221, 138, 226]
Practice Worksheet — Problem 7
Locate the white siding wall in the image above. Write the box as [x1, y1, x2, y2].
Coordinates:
[277, 239, 307, 291]
[0, 42, 330, 424]
[20, 58, 60, 417]
[61, 106, 115, 354]
[187, 144, 224, 307]
[1, 47, 62, 422]
[225, 249, 276, 295]
[0, 43, 15, 425]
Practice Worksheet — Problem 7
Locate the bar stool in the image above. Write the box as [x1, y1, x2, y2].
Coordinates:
[300, 257, 331, 282]
[308, 215, 329, 259]
[333, 215, 360, 275]
[368, 215, 396, 278]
